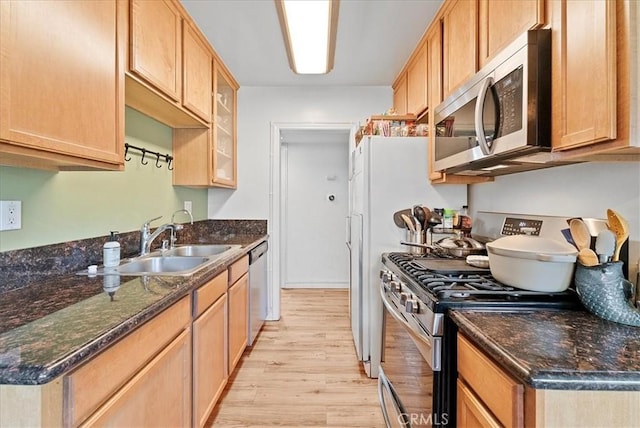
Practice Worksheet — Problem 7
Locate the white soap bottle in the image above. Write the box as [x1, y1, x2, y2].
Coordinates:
[103, 231, 121, 268]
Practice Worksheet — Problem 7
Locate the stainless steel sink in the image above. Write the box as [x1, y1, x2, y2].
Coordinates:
[157, 244, 241, 257]
[114, 256, 210, 275]
[80, 244, 243, 277]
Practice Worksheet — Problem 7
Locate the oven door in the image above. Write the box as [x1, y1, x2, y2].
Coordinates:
[379, 290, 446, 427]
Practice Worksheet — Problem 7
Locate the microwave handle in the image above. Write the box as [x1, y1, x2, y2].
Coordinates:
[474, 76, 495, 155]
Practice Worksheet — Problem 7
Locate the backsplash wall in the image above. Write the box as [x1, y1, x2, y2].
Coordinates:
[0, 108, 208, 252]
[469, 161, 640, 283]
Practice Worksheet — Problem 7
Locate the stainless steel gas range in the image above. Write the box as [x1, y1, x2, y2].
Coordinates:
[376, 211, 627, 427]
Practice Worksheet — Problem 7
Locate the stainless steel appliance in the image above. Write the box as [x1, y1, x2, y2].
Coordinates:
[347, 136, 466, 378]
[377, 211, 628, 427]
[248, 241, 268, 346]
[433, 30, 565, 177]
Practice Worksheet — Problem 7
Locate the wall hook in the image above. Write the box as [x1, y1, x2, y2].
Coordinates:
[124, 143, 132, 161]
[141, 148, 149, 165]
[166, 155, 174, 171]
[155, 153, 163, 168]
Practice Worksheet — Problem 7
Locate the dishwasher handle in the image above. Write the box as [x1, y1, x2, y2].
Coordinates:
[250, 241, 268, 264]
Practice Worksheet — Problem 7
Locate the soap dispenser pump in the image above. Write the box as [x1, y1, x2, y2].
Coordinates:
[103, 231, 121, 268]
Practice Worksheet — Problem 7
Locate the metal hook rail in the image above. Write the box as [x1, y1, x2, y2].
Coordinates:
[124, 143, 173, 170]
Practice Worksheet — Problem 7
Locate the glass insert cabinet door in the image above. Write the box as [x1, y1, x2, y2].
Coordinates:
[212, 60, 237, 188]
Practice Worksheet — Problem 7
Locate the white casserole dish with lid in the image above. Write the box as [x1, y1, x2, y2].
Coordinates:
[486, 235, 578, 292]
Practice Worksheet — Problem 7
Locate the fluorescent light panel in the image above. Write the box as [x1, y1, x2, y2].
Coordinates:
[276, 0, 338, 74]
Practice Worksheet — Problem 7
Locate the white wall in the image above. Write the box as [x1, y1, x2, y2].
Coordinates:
[469, 162, 640, 281]
[207, 86, 391, 219]
[283, 140, 349, 288]
[208, 86, 391, 319]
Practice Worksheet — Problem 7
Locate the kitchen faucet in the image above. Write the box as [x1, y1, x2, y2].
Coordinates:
[170, 209, 194, 247]
[139, 211, 194, 256]
[139, 216, 176, 256]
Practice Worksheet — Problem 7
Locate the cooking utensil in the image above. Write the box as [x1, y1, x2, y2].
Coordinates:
[426, 210, 442, 230]
[393, 209, 412, 229]
[421, 206, 432, 230]
[413, 215, 422, 232]
[485, 235, 578, 292]
[435, 237, 485, 258]
[595, 229, 616, 263]
[401, 214, 415, 232]
[413, 206, 426, 230]
[577, 248, 599, 267]
[569, 219, 591, 251]
[606, 209, 629, 262]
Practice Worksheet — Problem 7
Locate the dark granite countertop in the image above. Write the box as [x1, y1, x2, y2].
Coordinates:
[450, 309, 640, 391]
[0, 233, 267, 386]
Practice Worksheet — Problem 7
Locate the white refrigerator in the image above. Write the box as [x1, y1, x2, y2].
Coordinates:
[347, 136, 466, 378]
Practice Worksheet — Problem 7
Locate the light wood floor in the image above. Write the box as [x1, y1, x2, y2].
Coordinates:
[206, 289, 385, 427]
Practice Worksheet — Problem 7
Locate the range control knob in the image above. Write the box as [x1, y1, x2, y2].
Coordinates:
[380, 271, 395, 282]
[399, 292, 410, 305]
[405, 299, 419, 313]
[388, 281, 401, 292]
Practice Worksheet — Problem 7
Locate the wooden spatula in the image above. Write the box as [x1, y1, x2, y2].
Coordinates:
[606, 209, 629, 262]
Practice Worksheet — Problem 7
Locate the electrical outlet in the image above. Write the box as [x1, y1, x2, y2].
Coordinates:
[184, 200, 192, 214]
[0, 200, 22, 231]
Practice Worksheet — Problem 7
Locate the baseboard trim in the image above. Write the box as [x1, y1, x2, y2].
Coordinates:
[282, 282, 349, 289]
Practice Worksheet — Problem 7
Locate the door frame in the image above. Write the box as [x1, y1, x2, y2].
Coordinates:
[269, 122, 357, 320]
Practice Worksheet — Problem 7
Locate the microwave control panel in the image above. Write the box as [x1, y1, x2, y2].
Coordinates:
[501, 217, 542, 236]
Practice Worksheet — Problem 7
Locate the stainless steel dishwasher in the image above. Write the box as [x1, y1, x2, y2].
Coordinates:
[248, 241, 268, 346]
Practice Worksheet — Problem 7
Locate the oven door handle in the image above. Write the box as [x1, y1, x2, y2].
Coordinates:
[474, 75, 495, 155]
[380, 287, 442, 371]
[378, 367, 410, 428]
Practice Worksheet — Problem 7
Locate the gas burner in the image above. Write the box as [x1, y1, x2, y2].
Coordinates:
[383, 252, 578, 306]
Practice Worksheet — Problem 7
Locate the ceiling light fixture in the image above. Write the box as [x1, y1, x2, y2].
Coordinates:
[275, 0, 339, 74]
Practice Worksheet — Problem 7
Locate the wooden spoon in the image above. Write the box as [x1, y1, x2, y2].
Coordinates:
[569, 219, 591, 251]
[401, 214, 415, 232]
[606, 209, 629, 262]
[578, 248, 599, 267]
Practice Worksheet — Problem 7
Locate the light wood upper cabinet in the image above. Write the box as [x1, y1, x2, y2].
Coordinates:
[442, 0, 478, 98]
[392, 73, 408, 115]
[182, 22, 213, 122]
[129, 0, 182, 101]
[126, 0, 221, 128]
[551, 0, 617, 152]
[0, 0, 124, 171]
[478, 0, 544, 68]
[407, 42, 428, 116]
[212, 60, 239, 188]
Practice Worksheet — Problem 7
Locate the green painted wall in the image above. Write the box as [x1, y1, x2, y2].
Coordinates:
[0, 108, 208, 252]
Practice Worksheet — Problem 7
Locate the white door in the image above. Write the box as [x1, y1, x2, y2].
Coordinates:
[282, 135, 350, 288]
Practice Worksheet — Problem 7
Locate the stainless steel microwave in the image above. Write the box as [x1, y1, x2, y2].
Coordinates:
[433, 30, 555, 176]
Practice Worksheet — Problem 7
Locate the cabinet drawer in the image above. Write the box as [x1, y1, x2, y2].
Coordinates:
[228, 255, 248, 285]
[457, 334, 523, 427]
[193, 270, 227, 317]
[65, 296, 190, 426]
[457, 380, 501, 428]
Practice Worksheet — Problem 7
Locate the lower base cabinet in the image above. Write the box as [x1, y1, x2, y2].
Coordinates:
[228, 256, 249, 373]
[192, 272, 228, 428]
[457, 334, 523, 427]
[458, 333, 640, 427]
[80, 329, 191, 427]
